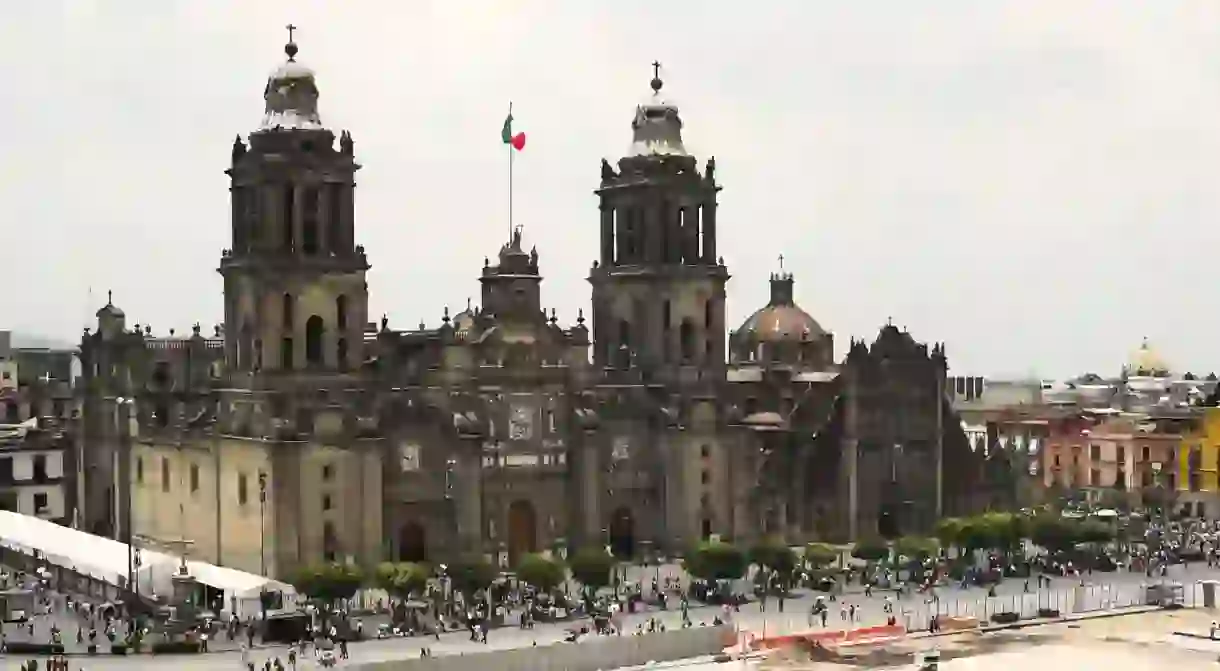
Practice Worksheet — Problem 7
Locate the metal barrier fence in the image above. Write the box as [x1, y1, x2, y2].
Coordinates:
[888, 580, 1205, 631]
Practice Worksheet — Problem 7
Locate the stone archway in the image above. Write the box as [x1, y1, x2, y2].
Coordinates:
[398, 522, 427, 563]
[609, 507, 635, 560]
[507, 500, 538, 566]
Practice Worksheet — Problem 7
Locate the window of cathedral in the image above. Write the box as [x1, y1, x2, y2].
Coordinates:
[305, 316, 325, 366]
[237, 473, 249, 506]
[679, 319, 695, 362]
[323, 521, 338, 562]
[336, 295, 348, 330]
[337, 338, 348, 372]
[161, 457, 170, 493]
[281, 337, 294, 370]
[282, 294, 294, 328]
[322, 494, 333, 511]
[321, 463, 334, 481]
[135, 457, 143, 484]
[189, 463, 199, 494]
[700, 445, 709, 459]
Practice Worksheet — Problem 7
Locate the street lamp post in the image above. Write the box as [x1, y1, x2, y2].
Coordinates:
[258, 471, 267, 576]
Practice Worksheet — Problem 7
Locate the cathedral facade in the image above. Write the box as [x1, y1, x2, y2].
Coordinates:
[76, 37, 983, 579]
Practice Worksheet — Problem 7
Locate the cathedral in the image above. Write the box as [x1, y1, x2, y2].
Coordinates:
[76, 35, 983, 579]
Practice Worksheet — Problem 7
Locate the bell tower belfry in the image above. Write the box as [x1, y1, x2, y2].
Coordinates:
[220, 30, 369, 375]
[589, 64, 728, 373]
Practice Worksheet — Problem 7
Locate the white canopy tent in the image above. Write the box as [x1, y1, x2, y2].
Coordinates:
[0, 511, 293, 615]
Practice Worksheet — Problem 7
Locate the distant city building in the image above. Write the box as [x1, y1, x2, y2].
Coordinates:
[0, 418, 74, 523]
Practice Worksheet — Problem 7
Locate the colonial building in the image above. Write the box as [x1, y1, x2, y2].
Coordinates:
[78, 34, 983, 578]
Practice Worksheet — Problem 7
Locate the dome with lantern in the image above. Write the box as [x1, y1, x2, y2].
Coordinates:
[729, 266, 834, 370]
[1125, 337, 1171, 378]
[257, 29, 324, 133]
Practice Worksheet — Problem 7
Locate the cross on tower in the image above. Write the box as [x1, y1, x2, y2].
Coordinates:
[778, 254, 785, 272]
[652, 61, 662, 80]
[286, 24, 297, 43]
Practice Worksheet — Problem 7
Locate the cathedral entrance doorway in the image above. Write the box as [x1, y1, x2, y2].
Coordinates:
[507, 500, 537, 566]
[608, 507, 635, 560]
[398, 522, 427, 563]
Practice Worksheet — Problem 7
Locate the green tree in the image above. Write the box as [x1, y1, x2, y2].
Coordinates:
[290, 562, 366, 608]
[514, 553, 566, 594]
[448, 555, 496, 598]
[568, 547, 617, 596]
[850, 537, 890, 563]
[1077, 519, 1115, 546]
[375, 562, 430, 601]
[893, 536, 938, 561]
[935, 518, 965, 554]
[749, 537, 798, 574]
[1029, 515, 1077, 553]
[803, 543, 840, 569]
[684, 541, 748, 582]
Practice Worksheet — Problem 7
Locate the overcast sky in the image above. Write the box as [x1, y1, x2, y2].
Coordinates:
[3, 1, 1220, 377]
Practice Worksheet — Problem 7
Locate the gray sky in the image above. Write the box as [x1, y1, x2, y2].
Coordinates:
[4, 1, 1220, 377]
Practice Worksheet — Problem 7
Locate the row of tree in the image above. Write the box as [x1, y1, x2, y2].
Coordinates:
[289, 513, 1119, 605]
[288, 548, 626, 606]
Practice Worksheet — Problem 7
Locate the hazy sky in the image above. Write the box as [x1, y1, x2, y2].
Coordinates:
[3, 1, 1220, 377]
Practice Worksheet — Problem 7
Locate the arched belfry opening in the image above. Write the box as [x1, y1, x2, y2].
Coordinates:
[398, 522, 427, 563]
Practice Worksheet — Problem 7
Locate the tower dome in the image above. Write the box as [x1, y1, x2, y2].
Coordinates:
[628, 62, 688, 158]
[257, 26, 324, 133]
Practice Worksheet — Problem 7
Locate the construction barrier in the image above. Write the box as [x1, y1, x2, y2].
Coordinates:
[748, 623, 907, 650]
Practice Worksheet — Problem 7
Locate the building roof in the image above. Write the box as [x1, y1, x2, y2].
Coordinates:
[257, 38, 323, 133]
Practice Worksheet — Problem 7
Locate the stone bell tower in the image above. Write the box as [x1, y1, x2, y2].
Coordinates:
[220, 29, 369, 376]
[589, 63, 729, 374]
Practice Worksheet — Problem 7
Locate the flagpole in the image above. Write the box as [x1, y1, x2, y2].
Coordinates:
[508, 101, 514, 242]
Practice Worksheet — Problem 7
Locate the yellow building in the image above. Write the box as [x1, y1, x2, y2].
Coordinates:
[130, 429, 383, 579]
[1176, 407, 1220, 517]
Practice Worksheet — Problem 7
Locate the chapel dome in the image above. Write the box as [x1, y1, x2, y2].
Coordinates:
[736, 272, 827, 342]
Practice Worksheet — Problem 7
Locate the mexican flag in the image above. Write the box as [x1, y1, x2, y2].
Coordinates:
[501, 112, 526, 151]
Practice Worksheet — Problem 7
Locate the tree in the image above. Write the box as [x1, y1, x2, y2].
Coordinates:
[568, 547, 616, 596]
[1029, 515, 1077, 554]
[749, 537, 798, 574]
[375, 562, 430, 601]
[850, 538, 890, 563]
[1077, 519, 1115, 546]
[893, 536, 938, 561]
[684, 541, 748, 583]
[448, 555, 496, 598]
[514, 553, 566, 594]
[803, 543, 840, 569]
[935, 518, 965, 553]
[290, 562, 365, 608]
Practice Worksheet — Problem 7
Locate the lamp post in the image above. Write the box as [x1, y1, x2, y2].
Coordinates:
[258, 471, 267, 576]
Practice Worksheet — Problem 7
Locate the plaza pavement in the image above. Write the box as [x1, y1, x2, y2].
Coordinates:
[3, 560, 1217, 669]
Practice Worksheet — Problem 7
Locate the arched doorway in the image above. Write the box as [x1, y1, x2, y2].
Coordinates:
[398, 522, 427, 563]
[507, 500, 537, 566]
[609, 507, 635, 560]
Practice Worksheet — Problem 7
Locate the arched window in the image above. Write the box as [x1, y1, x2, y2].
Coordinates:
[704, 299, 714, 328]
[305, 316, 325, 366]
[282, 293, 294, 329]
[336, 295, 348, 330]
[337, 338, 348, 372]
[679, 319, 695, 362]
[281, 337, 294, 370]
